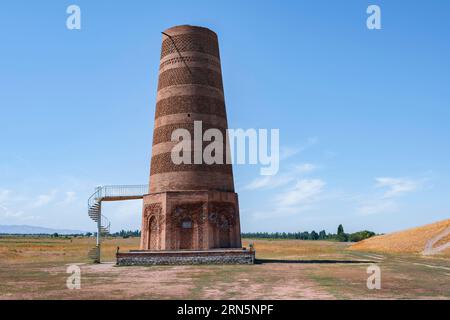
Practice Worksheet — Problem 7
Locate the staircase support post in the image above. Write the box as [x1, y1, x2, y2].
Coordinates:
[96, 202, 101, 263]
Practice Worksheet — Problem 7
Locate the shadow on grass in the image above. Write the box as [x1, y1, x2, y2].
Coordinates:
[255, 259, 376, 264]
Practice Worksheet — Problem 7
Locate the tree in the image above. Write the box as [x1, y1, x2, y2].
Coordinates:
[335, 224, 349, 242]
[348, 231, 376, 242]
[337, 232, 348, 242]
[310, 230, 319, 240]
[318, 230, 327, 240]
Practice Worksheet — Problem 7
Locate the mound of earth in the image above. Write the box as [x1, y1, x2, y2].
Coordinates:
[349, 219, 450, 256]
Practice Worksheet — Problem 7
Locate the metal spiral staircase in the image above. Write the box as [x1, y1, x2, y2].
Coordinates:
[87, 185, 148, 263]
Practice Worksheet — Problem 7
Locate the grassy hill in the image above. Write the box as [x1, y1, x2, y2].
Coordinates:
[349, 219, 450, 256]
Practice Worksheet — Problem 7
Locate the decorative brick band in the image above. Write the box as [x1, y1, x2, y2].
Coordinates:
[152, 139, 230, 157]
[157, 67, 223, 91]
[151, 141, 178, 156]
[149, 171, 235, 193]
[150, 152, 233, 175]
[152, 123, 227, 145]
[154, 113, 228, 130]
[160, 51, 220, 65]
[155, 95, 226, 119]
[159, 55, 221, 74]
[160, 33, 219, 59]
[156, 84, 224, 103]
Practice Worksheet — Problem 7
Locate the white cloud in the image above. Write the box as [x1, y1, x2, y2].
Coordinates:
[293, 163, 317, 174]
[243, 158, 324, 220]
[355, 176, 422, 216]
[0, 189, 10, 203]
[0, 189, 25, 220]
[276, 179, 325, 207]
[0, 177, 140, 230]
[279, 138, 318, 161]
[249, 178, 325, 220]
[375, 177, 420, 198]
[31, 190, 57, 208]
[0, 204, 24, 218]
[0, 190, 36, 221]
[244, 175, 292, 190]
[279, 146, 301, 161]
[244, 163, 317, 191]
[357, 200, 398, 216]
[61, 191, 77, 204]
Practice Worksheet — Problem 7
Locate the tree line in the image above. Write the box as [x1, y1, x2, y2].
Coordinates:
[85, 230, 141, 238]
[4, 225, 375, 243]
[241, 224, 376, 242]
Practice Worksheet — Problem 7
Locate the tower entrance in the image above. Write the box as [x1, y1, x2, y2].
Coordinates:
[179, 219, 193, 249]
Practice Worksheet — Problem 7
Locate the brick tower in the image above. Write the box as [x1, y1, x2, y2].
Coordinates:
[140, 25, 242, 251]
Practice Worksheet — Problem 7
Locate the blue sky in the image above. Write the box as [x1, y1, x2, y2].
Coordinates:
[1, 0, 449, 234]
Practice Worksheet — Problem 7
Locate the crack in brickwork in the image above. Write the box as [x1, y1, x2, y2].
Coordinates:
[160, 33, 219, 59]
[160, 56, 221, 70]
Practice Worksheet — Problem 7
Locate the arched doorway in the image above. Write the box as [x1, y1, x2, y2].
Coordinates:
[218, 216, 231, 248]
[179, 218, 193, 250]
[148, 216, 158, 250]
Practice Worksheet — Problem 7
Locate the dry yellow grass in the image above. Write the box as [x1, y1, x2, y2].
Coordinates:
[243, 239, 350, 260]
[1, 237, 449, 299]
[349, 219, 450, 256]
[0, 236, 139, 264]
[0, 237, 349, 263]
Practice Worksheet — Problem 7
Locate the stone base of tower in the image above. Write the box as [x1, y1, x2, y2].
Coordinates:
[139, 190, 242, 251]
[116, 248, 255, 266]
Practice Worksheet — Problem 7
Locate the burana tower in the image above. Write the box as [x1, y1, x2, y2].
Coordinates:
[139, 25, 242, 251]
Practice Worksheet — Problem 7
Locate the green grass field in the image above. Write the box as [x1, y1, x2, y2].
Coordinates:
[0, 236, 448, 299]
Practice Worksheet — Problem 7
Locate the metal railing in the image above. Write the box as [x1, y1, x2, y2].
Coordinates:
[88, 184, 148, 208]
[87, 184, 148, 263]
[100, 184, 148, 198]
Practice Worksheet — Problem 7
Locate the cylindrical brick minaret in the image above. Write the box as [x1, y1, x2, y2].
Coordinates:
[150, 25, 234, 194]
[140, 25, 241, 251]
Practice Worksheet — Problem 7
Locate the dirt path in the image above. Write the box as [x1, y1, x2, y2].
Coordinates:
[422, 227, 450, 256]
[37, 262, 335, 300]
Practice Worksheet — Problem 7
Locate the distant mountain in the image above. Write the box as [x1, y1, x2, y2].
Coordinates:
[0, 225, 88, 235]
